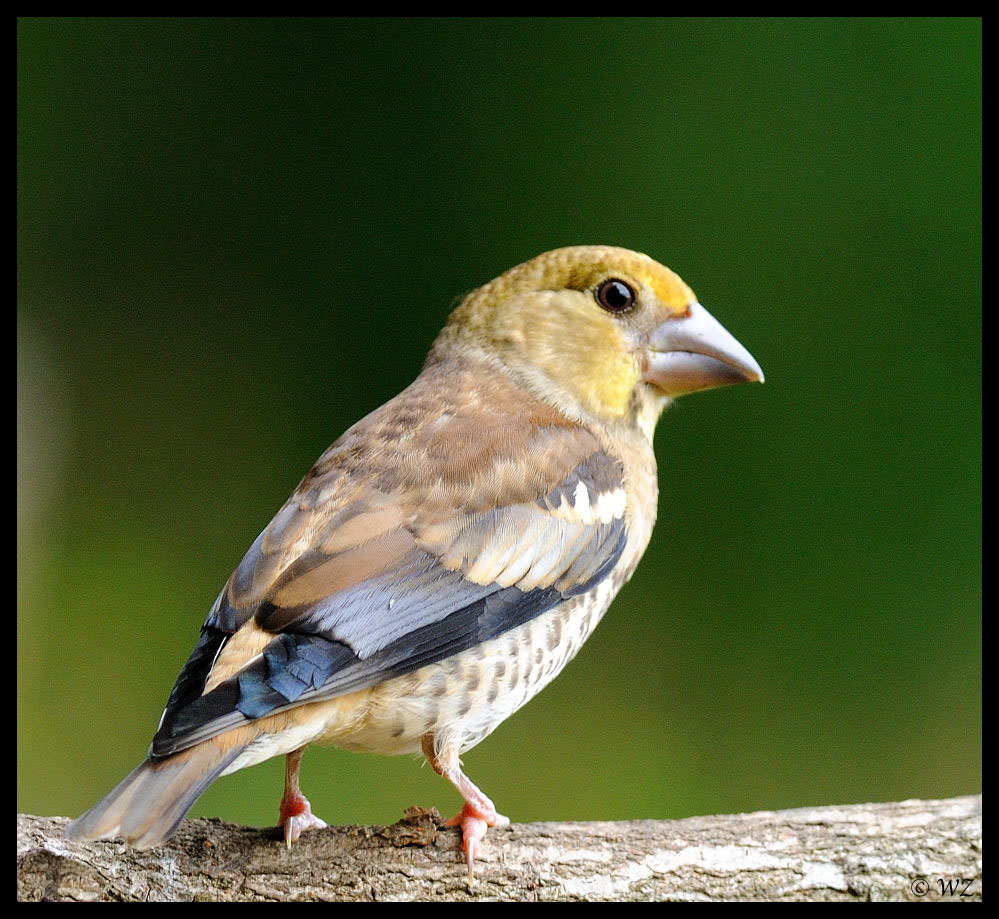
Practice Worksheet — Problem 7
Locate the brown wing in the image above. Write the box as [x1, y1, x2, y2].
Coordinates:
[152, 360, 629, 756]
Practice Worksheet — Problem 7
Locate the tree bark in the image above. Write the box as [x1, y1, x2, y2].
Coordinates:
[17, 795, 981, 901]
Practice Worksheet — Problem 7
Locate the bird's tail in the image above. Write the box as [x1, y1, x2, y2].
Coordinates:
[66, 740, 247, 849]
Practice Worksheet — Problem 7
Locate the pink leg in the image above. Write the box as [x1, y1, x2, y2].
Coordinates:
[278, 747, 328, 848]
[422, 735, 510, 879]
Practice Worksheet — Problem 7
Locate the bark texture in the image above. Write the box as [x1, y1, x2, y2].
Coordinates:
[17, 795, 981, 901]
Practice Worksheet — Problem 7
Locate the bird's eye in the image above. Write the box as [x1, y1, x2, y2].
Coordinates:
[595, 279, 636, 314]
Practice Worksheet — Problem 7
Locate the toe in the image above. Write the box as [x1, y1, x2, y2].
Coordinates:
[279, 794, 327, 848]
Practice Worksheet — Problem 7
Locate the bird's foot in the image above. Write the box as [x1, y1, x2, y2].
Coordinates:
[445, 800, 510, 879]
[279, 791, 328, 848]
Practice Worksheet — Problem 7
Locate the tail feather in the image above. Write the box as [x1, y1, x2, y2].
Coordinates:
[67, 741, 246, 849]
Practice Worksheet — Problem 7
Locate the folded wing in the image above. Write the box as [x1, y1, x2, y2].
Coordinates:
[152, 370, 630, 757]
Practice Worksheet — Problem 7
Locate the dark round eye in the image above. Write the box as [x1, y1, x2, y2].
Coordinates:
[595, 278, 636, 313]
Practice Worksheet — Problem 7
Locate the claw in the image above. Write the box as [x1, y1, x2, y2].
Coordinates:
[445, 801, 509, 880]
[280, 791, 328, 848]
[464, 834, 479, 881]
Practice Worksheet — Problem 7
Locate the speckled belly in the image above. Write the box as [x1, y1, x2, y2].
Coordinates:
[319, 575, 621, 757]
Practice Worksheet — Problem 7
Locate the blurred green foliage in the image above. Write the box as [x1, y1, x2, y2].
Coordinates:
[18, 18, 979, 831]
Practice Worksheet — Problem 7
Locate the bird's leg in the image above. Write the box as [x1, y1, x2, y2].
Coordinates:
[422, 734, 510, 879]
[278, 747, 327, 848]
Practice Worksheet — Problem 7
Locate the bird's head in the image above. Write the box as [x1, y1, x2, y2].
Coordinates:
[432, 245, 763, 437]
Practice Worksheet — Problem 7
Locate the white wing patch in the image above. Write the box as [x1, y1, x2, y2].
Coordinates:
[552, 482, 627, 525]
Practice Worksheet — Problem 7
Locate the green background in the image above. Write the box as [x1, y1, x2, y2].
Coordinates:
[18, 19, 980, 832]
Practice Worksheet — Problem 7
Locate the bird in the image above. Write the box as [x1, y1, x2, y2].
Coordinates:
[67, 245, 763, 876]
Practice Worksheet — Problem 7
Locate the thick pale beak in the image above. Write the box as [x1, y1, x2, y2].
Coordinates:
[643, 302, 764, 396]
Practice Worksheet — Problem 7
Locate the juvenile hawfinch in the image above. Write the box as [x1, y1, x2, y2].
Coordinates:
[68, 245, 763, 876]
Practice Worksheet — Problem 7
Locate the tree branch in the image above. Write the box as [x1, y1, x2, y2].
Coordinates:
[17, 795, 981, 901]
